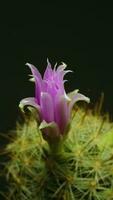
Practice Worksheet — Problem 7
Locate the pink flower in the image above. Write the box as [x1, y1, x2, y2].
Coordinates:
[19, 60, 90, 139]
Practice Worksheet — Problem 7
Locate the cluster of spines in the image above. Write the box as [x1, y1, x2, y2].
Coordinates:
[1, 104, 113, 199]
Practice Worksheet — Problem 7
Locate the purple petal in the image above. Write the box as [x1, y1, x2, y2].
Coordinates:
[54, 95, 69, 133]
[53, 63, 72, 94]
[43, 59, 52, 80]
[26, 63, 42, 81]
[40, 92, 54, 123]
[57, 62, 72, 79]
[69, 92, 90, 114]
[26, 63, 42, 103]
[34, 76, 42, 104]
[53, 62, 57, 71]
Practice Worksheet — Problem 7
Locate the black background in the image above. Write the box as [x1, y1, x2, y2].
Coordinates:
[0, 1, 113, 198]
[0, 2, 113, 133]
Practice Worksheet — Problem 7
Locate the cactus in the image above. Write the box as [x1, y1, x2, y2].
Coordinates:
[2, 103, 113, 200]
[1, 60, 113, 200]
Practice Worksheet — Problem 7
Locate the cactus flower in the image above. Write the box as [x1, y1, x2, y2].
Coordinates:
[19, 60, 90, 140]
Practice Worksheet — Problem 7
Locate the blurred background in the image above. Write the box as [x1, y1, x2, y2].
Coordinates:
[0, 2, 113, 133]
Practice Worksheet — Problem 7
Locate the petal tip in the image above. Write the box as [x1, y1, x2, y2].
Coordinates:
[47, 57, 50, 64]
[19, 102, 24, 112]
[25, 62, 31, 67]
[86, 97, 90, 103]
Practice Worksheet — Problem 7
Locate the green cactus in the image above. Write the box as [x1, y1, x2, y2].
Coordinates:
[1, 101, 113, 200]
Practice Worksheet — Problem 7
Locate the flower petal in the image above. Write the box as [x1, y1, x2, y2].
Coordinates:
[19, 97, 40, 112]
[56, 62, 67, 71]
[26, 63, 42, 103]
[26, 63, 42, 81]
[69, 91, 90, 113]
[54, 94, 69, 134]
[43, 59, 52, 80]
[39, 120, 60, 141]
[40, 92, 54, 123]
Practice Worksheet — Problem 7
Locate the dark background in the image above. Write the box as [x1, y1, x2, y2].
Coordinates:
[0, 2, 113, 198]
[0, 2, 113, 133]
